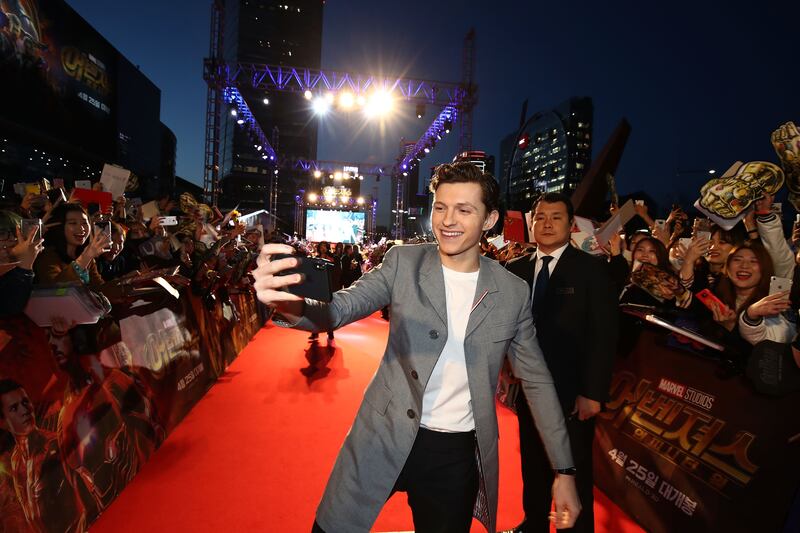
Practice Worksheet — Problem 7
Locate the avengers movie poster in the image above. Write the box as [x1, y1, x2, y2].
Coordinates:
[594, 328, 800, 533]
[0, 290, 264, 532]
[0, 0, 116, 158]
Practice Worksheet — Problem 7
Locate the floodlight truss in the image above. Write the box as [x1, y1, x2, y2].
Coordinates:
[205, 60, 468, 108]
[397, 104, 458, 174]
[223, 86, 277, 162]
[204, 60, 473, 171]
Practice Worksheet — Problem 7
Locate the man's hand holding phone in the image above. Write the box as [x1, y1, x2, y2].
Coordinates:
[253, 244, 306, 319]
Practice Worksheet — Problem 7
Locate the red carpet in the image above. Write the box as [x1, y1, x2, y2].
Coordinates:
[91, 312, 644, 532]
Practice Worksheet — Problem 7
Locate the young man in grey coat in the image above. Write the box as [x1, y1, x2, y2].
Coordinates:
[253, 162, 580, 532]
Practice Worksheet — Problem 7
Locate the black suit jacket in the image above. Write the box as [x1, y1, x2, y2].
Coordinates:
[506, 245, 619, 411]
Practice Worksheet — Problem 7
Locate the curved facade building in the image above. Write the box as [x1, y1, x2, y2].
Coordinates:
[503, 97, 592, 211]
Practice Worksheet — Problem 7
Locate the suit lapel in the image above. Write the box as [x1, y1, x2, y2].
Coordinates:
[465, 256, 499, 339]
[419, 247, 448, 327]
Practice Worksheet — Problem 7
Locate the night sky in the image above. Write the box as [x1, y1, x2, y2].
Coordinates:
[67, 0, 800, 215]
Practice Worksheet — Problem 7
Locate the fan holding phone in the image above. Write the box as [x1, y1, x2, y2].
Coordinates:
[706, 244, 796, 345]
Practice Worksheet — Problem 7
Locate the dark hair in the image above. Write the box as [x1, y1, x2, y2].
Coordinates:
[715, 243, 774, 313]
[532, 192, 574, 221]
[0, 379, 23, 418]
[0, 209, 22, 233]
[429, 162, 500, 213]
[317, 241, 330, 254]
[711, 224, 747, 248]
[43, 202, 91, 263]
[632, 237, 670, 270]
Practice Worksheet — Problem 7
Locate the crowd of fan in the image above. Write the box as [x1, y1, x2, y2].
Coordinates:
[0, 187, 269, 320]
[3, 179, 800, 375]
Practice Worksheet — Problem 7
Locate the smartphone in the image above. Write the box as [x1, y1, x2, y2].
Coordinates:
[695, 289, 730, 313]
[272, 253, 334, 302]
[21, 218, 42, 240]
[159, 215, 178, 226]
[695, 230, 711, 242]
[94, 221, 112, 251]
[678, 237, 692, 250]
[47, 187, 67, 205]
[769, 276, 792, 296]
[654, 219, 667, 231]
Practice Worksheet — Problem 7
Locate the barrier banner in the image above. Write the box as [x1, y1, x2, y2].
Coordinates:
[594, 328, 800, 533]
[0, 289, 265, 532]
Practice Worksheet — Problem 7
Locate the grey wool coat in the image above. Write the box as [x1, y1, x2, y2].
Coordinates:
[281, 243, 573, 532]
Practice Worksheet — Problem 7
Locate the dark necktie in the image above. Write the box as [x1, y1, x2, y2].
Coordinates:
[532, 255, 553, 322]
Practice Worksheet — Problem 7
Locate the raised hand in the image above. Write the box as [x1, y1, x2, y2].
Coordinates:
[747, 291, 792, 320]
[10, 226, 44, 270]
[252, 244, 304, 308]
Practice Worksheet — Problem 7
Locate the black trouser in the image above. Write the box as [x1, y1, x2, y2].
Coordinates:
[516, 391, 595, 533]
[312, 427, 478, 533]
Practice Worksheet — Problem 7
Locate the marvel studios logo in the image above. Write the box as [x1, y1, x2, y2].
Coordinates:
[657, 378, 715, 411]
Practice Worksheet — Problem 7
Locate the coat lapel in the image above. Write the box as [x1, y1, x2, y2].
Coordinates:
[419, 247, 448, 327]
[465, 256, 499, 339]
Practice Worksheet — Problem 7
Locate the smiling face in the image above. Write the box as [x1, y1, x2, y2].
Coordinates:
[64, 210, 90, 248]
[531, 200, 572, 254]
[431, 181, 498, 271]
[633, 239, 659, 266]
[707, 230, 734, 267]
[726, 248, 761, 290]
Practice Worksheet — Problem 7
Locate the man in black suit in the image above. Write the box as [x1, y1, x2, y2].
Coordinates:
[504, 192, 618, 533]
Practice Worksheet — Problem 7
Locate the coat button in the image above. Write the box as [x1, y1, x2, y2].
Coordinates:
[429, 330, 438, 339]
[407, 409, 416, 419]
[411, 370, 419, 380]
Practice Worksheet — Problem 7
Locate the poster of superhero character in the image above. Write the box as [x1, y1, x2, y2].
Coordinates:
[0, 289, 265, 532]
[0, 0, 116, 158]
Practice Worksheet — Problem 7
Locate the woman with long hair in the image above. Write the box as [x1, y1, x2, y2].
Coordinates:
[712, 243, 794, 345]
[33, 202, 110, 289]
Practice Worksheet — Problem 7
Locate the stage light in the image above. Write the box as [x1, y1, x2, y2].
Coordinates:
[304, 89, 313, 100]
[325, 92, 335, 104]
[358, 175, 364, 180]
[339, 91, 355, 109]
[423, 146, 431, 154]
[262, 155, 268, 160]
[313, 170, 322, 178]
[263, 97, 270, 105]
[402, 171, 408, 176]
[401, 164, 407, 170]
[334, 171, 342, 180]
[237, 119, 245, 125]
[256, 145, 262, 151]
[312, 96, 330, 115]
[274, 169, 279, 175]
[230, 109, 237, 117]
[436, 133, 442, 140]
[308, 193, 318, 202]
[356, 94, 366, 106]
[709, 169, 716, 174]
[416, 104, 425, 119]
[357, 197, 365, 205]
[365, 90, 393, 118]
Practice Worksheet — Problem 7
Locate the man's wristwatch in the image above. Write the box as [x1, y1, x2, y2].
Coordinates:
[555, 467, 577, 476]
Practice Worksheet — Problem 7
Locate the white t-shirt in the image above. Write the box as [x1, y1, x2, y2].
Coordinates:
[420, 265, 479, 432]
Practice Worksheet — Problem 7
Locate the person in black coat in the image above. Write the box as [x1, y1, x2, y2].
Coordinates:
[504, 193, 619, 533]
